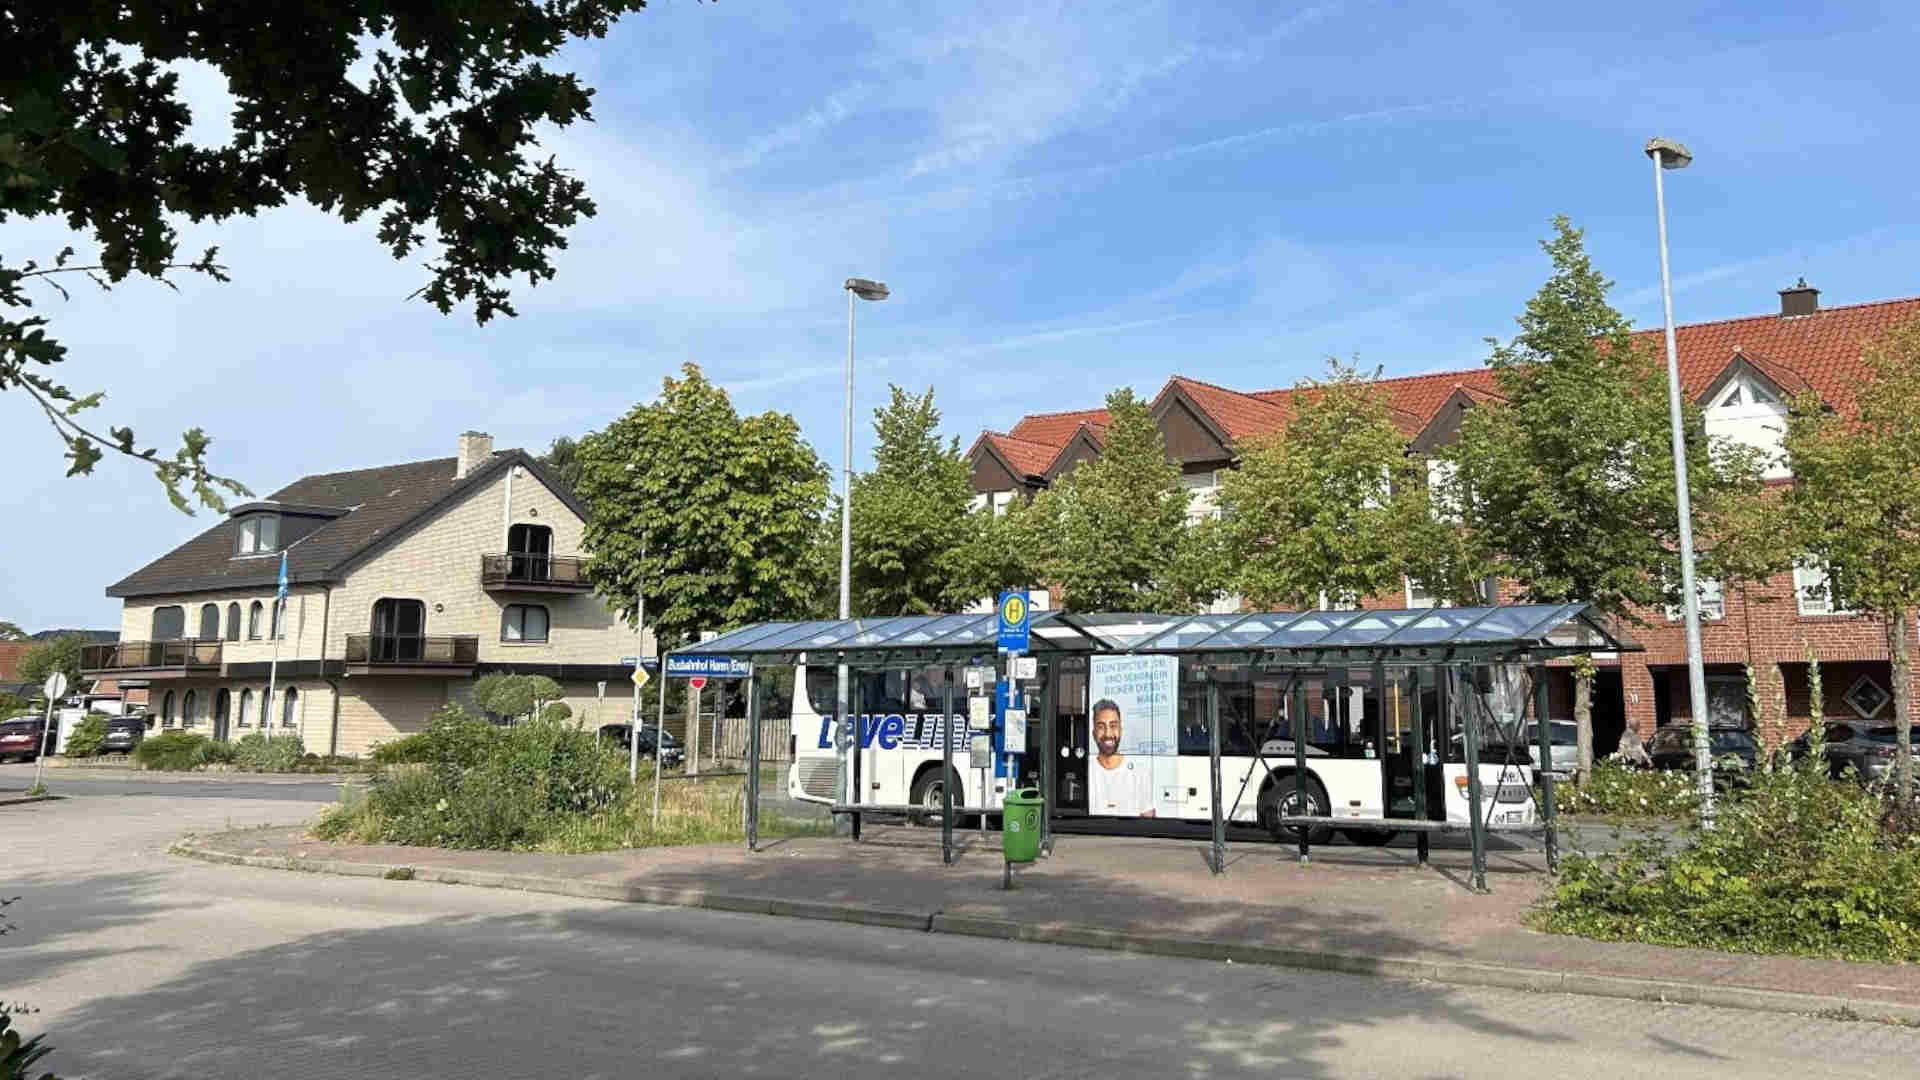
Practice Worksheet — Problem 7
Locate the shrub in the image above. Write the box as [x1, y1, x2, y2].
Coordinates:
[63, 714, 106, 758]
[200, 739, 237, 764]
[233, 731, 306, 772]
[539, 701, 572, 723]
[1553, 760, 1699, 819]
[318, 713, 630, 849]
[134, 731, 209, 771]
[1538, 763, 1920, 963]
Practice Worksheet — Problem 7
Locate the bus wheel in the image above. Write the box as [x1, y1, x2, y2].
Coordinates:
[1260, 776, 1334, 846]
[908, 767, 961, 826]
[1344, 829, 1398, 846]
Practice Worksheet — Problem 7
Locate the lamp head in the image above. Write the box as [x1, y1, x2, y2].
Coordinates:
[1644, 137, 1692, 170]
[845, 278, 890, 301]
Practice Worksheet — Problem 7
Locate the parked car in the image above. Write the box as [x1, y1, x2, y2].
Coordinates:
[1786, 722, 1920, 785]
[101, 714, 148, 755]
[598, 723, 684, 768]
[0, 716, 49, 762]
[1647, 724, 1759, 779]
[1538, 720, 1578, 777]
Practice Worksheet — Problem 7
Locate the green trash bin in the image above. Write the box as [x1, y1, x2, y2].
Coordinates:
[1002, 787, 1045, 872]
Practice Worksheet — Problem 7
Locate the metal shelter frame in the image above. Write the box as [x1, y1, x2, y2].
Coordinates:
[675, 603, 1641, 892]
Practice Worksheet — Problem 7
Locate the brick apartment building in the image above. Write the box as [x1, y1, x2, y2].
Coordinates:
[966, 284, 1920, 752]
[83, 433, 651, 757]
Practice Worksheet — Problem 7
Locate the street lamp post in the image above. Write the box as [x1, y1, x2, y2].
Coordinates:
[837, 277, 889, 834]
[1646, 136, 1716, 828]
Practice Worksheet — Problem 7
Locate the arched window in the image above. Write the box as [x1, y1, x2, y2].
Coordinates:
[271, 601, 284, 641]
[161, 690, 176, 726]
[238, 688, 253, 728]
[181, 689, 199, 727]
[249, 601, 264, 640]
[198, 604, 220, 640]
[282, 686, 299, 729]
[226, 603, 242, 642]
[152, 606, 185, 641]
[371, 598, 426, 661]
[508, 523, 553, 582]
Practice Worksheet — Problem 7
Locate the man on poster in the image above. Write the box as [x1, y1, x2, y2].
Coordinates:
[1088, 698, 1156, 817]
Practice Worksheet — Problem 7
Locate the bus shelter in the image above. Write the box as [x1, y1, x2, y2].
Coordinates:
[673, 602, 1640, 892]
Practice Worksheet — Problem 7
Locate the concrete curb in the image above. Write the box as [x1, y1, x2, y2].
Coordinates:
[0, 793, 59, 807]
[169, 838, 1920, 1028]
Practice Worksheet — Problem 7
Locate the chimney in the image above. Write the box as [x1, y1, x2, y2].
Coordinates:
[1778, 277, 1819, 317]
[456, 431, 494, 478]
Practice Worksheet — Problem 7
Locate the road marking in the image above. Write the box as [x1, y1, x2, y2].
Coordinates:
[1856, 983, 1903, 991]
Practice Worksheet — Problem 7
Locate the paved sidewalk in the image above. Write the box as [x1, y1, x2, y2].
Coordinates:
[178, 822, 1920, 1024]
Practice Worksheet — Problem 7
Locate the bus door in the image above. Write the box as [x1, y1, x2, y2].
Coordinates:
[1051, 658, 1089, 811]
[1381, 669, 1421, 820]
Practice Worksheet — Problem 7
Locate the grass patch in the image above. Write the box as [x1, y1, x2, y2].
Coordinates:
[1536, 764, 1920, 963]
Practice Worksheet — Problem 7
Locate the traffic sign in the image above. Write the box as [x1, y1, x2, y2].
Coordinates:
[997, 589, 1030, 653]
[664, 654, 752, 678]
[620, 656, 639, 667]
[43, 672, 68, 701]
[688, 676, 708, 692]
[1011, 655, 1037, 681]
[631, 666, 651, 689]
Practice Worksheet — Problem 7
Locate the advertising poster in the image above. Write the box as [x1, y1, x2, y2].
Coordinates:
[1087, 655, 1179, 818]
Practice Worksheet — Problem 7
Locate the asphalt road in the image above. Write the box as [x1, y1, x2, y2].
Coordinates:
[4, 767, 1911, 1079]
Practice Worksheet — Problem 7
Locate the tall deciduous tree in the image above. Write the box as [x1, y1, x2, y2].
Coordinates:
[1775, 320, 1920, 800]
[849, 386, 975, 615]
[1028, 388, 1212, 612]
[0, 622, 27, 642]
[575, 364, 830, 651]
[17, 634, 86, 693]
[1444, 217, 1761, 784]
[943, 499, 1045, 611]
[4, 2, 658, 510]
[541, 435, 589, 495]
[1219, 360, 1480, 611]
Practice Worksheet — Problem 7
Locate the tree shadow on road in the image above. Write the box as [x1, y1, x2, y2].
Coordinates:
[36, 894, 1573, 1080]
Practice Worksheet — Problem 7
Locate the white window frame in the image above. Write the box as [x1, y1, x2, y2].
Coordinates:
[1664, 578, 1724, 622]
[1405, 577, 1445, 609]
[1793, 559, 1853, 616]
[991, 490, 1015, 516]
[236, 515, 280, 556]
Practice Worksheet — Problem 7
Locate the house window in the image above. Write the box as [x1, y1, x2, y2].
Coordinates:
[238, 688, 253, 728]
[161, 690, 176, 727]
[1844, 675, 1889, 720]
[371, 598, 427, 661]
[226, 602, 241, 642]
[1405, 578, 1443, 609]
[152, 606, 185, 641]
[1426, 458, 1462, 523]
[1793, 560, 1852, 616]
[236, 515, 280, 555]
[991, 490, 1015, 516]
[198, 603, 220, 640]
[282, 686, 299, 729]
[271, 600, 285, 641]
[507, 523, 554, 582]
[1179, 471, 1222, 522]
[968, 492, 989, 512]
[248, 601, 264, 640]
[501, 604, 550, 644]
[1319, 591, 1360, 612]
[181, 689, 199, 728]
[1665, 578, 1725, 621]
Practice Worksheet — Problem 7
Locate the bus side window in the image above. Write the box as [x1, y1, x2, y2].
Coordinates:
[804, 667, 838, 715]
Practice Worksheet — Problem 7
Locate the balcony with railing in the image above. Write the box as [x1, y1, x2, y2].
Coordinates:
[82, 640, 222, 677]
[480, 552, 592, 593]
[344, 634, 479, 674]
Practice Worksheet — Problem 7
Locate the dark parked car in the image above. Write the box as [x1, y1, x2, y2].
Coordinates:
[598, 723, 684, 768]
[1787, 722, 1920, 785]
[101, 714, 148, 755]
[0, 716, 49, 762]
[1647, 724, 1759, 778]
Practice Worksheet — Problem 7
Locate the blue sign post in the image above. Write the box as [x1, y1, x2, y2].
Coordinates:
[996, 589, 1031, 654]
[663, 654, 754, 679]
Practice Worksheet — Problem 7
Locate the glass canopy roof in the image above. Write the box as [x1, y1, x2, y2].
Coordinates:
[681, 603, 1638, 663]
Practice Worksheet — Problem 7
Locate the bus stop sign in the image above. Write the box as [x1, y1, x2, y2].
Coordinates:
[997, 589, 1030, 653]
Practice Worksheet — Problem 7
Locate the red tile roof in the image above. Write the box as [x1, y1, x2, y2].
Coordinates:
[1009, 408, 1111, 447]
[978, 431, 1061, 478]
[973, 295, 1920, 469]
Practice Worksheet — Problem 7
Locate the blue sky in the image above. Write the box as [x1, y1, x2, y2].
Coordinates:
[6, 0, 1920, 631]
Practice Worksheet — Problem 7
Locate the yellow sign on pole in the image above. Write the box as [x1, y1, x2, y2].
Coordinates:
[631, 665, 651, 689]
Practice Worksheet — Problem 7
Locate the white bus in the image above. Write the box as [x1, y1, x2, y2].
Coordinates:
[784, 655, 1536, 844]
